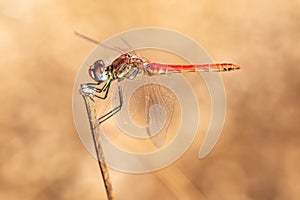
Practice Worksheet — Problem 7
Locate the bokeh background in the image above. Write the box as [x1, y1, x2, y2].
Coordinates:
[1, 0, 299, 199]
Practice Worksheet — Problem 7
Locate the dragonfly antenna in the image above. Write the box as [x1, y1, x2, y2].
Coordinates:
[74, 31, 125, 53]
[74, 31, 100, 45]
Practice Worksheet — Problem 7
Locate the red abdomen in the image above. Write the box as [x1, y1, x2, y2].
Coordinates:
[147, 62, 241, 74]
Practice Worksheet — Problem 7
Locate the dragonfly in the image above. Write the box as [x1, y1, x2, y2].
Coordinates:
[81, 51, 241, 124]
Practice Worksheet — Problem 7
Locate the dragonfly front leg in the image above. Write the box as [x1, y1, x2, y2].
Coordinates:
[81, 80, 112, 100]
[97, 81, 123, 125]
[93, 81, 112, 100]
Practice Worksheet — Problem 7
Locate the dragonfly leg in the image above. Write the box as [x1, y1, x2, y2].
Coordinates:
[97, 81, 123, 124]
[84, 80, 112, 99]
[94, 81, 112, 100]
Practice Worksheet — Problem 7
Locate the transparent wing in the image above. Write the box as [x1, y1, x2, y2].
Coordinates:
[127, 74, 177, 147]
[145, 80, 177, 147]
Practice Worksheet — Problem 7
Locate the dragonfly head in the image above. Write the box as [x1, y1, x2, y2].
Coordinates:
[88, 60, 108, 82]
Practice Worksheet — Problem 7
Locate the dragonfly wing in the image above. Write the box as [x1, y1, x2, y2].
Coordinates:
[134, 74, 176, 147]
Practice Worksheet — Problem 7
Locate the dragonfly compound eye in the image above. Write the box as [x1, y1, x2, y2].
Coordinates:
[89, 60, 107, 82]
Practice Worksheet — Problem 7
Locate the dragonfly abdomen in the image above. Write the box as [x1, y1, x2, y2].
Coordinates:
[147, 62, 241, 74]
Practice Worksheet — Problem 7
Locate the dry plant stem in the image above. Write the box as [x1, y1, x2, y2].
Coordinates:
[81, 93, 114, 200]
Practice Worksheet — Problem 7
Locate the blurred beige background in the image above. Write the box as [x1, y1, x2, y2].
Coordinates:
[1, 0, 299, 200]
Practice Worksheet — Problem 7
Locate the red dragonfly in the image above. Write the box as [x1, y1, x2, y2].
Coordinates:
[82, 52, 241, 124]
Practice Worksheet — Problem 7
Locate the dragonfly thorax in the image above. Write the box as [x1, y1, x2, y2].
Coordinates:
[111, 53, 145, 80]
